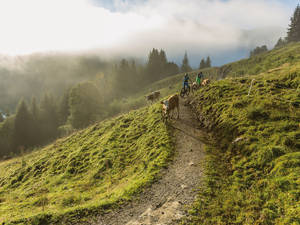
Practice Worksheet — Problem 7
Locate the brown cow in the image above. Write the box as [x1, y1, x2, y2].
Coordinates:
[201, 79, 210, 86]
[161, 94, 179, 121]
[145, 91, 161, 103]
[191, 82, 199, 93]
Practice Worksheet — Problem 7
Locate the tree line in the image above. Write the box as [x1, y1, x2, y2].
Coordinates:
[275, 4, 300, 47]
[199, 56, 211, 69]
[250, 4, 300, 57]
[0, 48, 212, 158]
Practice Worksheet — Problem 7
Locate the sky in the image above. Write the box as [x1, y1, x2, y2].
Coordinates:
[0, 0, 299, 66]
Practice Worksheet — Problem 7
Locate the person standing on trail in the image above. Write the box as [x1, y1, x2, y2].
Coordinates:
[183, 73, 190, 90]
[196, 72, 203, 86]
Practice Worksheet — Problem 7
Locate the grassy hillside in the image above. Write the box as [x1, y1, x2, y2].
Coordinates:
[1, 41, 300, 225]
[109, 67, 218, 115]
[0, 104, 173, 224]
[219, 42, 300, 78]
[114, 42, 300, 114]
[183, 61, 300, 224]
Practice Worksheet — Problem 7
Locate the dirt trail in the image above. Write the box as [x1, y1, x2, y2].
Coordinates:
[95, 98, 205, 225]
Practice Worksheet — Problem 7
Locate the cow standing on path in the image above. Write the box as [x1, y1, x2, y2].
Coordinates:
[161, 94, 179, 121]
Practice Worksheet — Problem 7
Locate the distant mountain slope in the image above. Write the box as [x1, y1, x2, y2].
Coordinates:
[0, 104, 173, 224]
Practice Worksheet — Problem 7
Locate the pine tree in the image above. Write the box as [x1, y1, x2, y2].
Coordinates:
[118, 59, 131, 93]
[58, 91, 70, 125]
[275, 37, 287, 48]
[205, 56, 211, 68]
[68, 82, 103, 129]
[159, 49, 168, 68]
[13, 99, 33, 152]
[30, 97, 39, 121]
[250, 45, 268, 57]
[29, 97, 41, 145]
[199, 59, 206, 69]
[146, 48, 160, 82]
[145, 48, 170, 81]
[287, 4, 300, 43]
[40, 94, 59, 142]
[0, 113, 3, 123]
[165, 62, 179, 76]
[0, 116, 14, 157]
[129, 60, 139, 88]
[181, 52, 192, 72]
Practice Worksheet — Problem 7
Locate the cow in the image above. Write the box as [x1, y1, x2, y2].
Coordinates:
[201, 79, 210, 86]
[161, 94, 179, 121]
[191, 82, 199, 93]
[145, 91, 161, 103]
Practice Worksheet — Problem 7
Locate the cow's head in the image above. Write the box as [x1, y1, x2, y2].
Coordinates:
[160, 100, 169, 116]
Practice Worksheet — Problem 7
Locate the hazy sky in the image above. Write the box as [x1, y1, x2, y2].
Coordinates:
[0, 0, 298, 65]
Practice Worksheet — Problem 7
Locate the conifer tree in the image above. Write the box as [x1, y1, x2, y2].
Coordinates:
[0, 116, 14, 157]
[58, 91, 70, 125]
[30, 97, 39, 121]
[181, 52, 192, 72]
[146, 48, 160, 81]
[250, 45, 268, 57]
[68, 82, 103, 129]
[165, 62, 179, 76]
[118, 58, 131, 93]
[199, 59, 206, 69]
[40, 94, 59, 142]
[13, 99, 33, 152]
[275, 37, 287, 48]
[159, 49, 168, 67]
[287, 4, 300, 43]
[205, 56, 211, 68]
[30, 97, 41, 145]
[146, 48, 170, 81]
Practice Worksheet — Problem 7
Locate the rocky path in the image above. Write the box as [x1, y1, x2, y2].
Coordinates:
[94, 99, 205, 225]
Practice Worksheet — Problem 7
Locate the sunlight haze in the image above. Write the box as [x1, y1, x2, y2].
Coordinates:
[0, 0, 298, 65]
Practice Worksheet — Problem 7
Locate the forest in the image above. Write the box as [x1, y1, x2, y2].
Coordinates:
[0, 48, 208, 158]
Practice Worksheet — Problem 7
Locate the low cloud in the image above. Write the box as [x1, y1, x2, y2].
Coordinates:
[0, 0, 293, 65]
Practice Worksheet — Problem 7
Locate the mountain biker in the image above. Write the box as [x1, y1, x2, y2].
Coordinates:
[196, 72, 204, 86]
[183, 73, 190, 90]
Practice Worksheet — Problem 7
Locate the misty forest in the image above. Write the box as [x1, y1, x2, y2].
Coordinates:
[0, 1, 299, 225]
[0, 48, 201, 157]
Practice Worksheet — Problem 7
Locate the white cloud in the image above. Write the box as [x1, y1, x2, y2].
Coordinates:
[0, 0, 293, 64]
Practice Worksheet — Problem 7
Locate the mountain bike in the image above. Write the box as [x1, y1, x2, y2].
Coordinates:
[180, 85, 190, 98]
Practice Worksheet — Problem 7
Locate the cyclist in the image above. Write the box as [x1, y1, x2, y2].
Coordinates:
[183, 73, 190, 90]
[196, 72, 203, 86]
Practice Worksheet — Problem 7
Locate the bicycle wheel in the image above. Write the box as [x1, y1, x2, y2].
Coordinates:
[192, 85, 197, 93]
[186, 86, 191, 96]
[180, 88, 185, 98]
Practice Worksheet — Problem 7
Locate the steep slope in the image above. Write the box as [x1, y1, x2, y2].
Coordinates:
[218, 42, 300, 78]
[183, 63, 300, 224]
[0, 104, 173, 224]
[95, 98, 205, 225]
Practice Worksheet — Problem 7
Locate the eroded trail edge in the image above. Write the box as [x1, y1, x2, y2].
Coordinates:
[95, 99, 205, 225]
